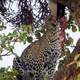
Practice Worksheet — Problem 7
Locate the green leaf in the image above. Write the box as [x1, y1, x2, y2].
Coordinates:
[0, 68, 5, 73]
[67, 18, 73, 29]
[5, 44, 14, 53]
[0, 67, 17, 80]
[72, 25, 77, 32]
[8, 30, 17, 38]
[21, 24, 32, 33]
[67, 24, 71, 29]
[0, 22, 6, 31]
[65, 37, 73, 46]
[18, 32, 27, 43]
[78, 27, 80, 32]
[26, 25, 32, 33]
[27, 36, 33, 43]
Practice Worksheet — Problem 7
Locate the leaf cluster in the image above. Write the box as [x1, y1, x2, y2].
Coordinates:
[0, 67, 18, 80]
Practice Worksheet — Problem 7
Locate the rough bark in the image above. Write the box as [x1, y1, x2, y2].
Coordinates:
[53, 39, 80, 80]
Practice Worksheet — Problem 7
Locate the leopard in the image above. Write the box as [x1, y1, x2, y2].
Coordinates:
[13, 1, 62, 79]
[13, 16, 62, 80]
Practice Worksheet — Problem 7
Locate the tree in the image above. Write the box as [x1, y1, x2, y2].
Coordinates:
[0, 0, 80, 80]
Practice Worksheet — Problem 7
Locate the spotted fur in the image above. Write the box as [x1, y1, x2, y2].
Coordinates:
[13, 16, 61, 80]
